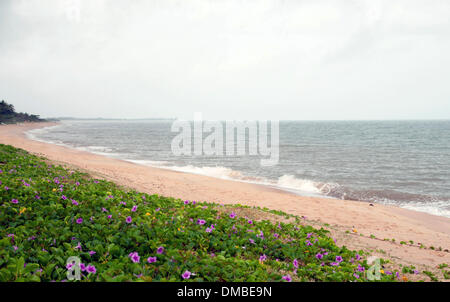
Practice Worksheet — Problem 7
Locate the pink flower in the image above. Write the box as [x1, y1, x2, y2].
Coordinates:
[181, 270, 191, 279]
[229, 212, 236, 219]
[126, 216, 132, 223]
[76, 218, 83, 224]
[147, 256, 157, 263]
[131, 205, 137, 212]
[129, 252, 140, 263]
[282, 275, 292, 282]
[86, 265, 96, 274]
[157, 246, 164, 254]
[205, 225, 214, 233]
[11, 199, 18, 204]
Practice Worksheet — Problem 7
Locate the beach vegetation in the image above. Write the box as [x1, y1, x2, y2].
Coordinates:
[0, 144, 402, 282]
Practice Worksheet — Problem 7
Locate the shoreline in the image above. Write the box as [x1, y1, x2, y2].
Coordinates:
[1, 122, 449, 274]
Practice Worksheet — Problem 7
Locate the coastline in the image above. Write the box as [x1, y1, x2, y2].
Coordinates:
[1, 122, 449, 275]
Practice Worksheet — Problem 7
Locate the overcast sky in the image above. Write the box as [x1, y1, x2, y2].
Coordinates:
[1, 0, 450, 120]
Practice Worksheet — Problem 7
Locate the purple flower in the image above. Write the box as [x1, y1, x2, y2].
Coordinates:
[355, 254, 361, 261]
[316, 253, 323, 260]
[184, 200, 189, 205]
[86, 265, 96, 274]
[66, 263, 74, 270]
[61, 195, 67, 200]
[76, 218, 83, 224]
[89, 251, 96, 256]
[259, 254, 267, 262]
[282, 275, 292, 282]
[107, 215, 112, 219]
[229, 212, 236, 219]
[102, 208, 107, 212]
[181, 270, 191, 279]
[131, 205, 137, 212]
[353, 273, 360, 279]
[305, 240, 313, 246]
[79, 263, 86, 271]
[11, 199, 18, 204]
[306, 233, 313, 239]
[197, 219, 206, 225]
[147, 256, 157, 263]
[249, 238, 255, 244]
[129, 252, 140, 263]
[336, 256, 343, 263]
[248, 220, 253, 224]
[126, 216, 132, 224]
[72, 200, 79, 206]
[357, 264, 365, 272]
[157, 246, 164, 254]
[293, 259, 299, 268]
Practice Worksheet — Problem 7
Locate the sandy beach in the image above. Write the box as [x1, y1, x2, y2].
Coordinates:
[1, 122, 449, 278]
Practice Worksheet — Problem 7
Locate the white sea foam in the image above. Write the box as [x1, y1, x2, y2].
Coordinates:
[276, 174, 322, 194]
[126, 159, 170, 167]
[378, 199, 450, 218]
[25, 124, 64, 143]
[126, 162, 329, 197]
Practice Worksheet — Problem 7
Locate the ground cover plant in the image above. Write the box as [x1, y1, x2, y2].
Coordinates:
[0, 144, 399, 282]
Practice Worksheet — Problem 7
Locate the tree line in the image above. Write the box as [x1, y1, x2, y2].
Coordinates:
[0, 100, 46, 124]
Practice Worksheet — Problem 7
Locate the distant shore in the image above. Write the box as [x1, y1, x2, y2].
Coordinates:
[1, 122, 449, 277]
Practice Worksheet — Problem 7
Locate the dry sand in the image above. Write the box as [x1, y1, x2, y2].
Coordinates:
[1, 122, 449, 279]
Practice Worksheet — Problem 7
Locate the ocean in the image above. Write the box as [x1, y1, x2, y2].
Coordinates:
[26, 119, 450, 218]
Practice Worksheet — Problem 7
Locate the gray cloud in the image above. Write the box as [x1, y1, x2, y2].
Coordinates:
[1, 0, 449, 120]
